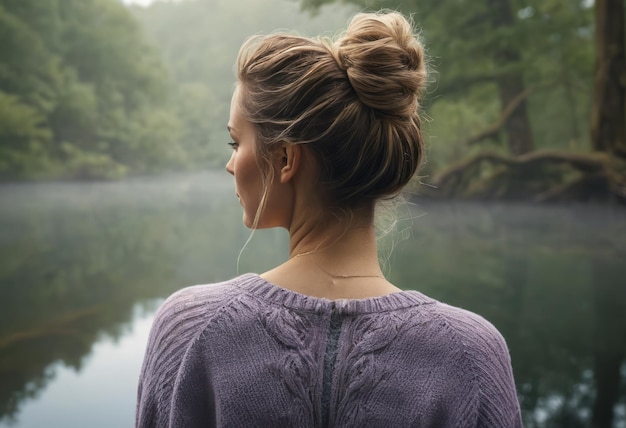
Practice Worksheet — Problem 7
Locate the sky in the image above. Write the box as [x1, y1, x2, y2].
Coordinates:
[121, 0, 180, 7]
[121, 0, 153, 5]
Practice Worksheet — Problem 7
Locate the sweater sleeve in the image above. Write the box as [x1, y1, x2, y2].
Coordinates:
[440, 306, 523, 428]
[167, 328, 217, 427]
[135, 283, 235, 428]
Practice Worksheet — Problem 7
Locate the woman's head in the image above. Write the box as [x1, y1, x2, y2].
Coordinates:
[233, 11, 427, 221]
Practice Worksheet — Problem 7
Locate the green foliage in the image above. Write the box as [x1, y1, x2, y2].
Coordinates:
[0, 92, 51, 147]
[0, 0, 598, 180]
[125, 109, 186, 172]
[0, 3, 62, 114]
[424, 85, 501, 172]
[0, 0, 187, 180]
[0, 0, 360, 179]
[518, 0, 594, 150]
[0, 91, 53, 178]
[57, 143, 128, 180]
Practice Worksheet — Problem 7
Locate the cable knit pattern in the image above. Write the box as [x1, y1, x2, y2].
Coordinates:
[136, 274, 522, 427]
[260, 304, 323, 425]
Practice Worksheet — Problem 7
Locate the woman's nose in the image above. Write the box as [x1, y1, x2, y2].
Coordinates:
[226, 153, 234, 175]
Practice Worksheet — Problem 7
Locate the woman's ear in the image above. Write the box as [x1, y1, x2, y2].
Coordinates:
[278, 143, 301, 184]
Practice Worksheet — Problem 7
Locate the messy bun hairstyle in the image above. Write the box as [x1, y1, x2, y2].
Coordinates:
[236, 11, 427, 209]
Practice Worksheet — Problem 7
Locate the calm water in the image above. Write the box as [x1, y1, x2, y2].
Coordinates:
[0, 172, 625, 428]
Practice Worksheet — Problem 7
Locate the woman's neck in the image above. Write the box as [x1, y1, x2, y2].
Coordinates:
[288, 204, 377, 258]
[291, 223, 378, 262]
[261, 208, 401, 299]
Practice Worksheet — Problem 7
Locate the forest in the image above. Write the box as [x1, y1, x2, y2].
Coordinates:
[1, 2, 625, 426]
[0, 0, 624, 202]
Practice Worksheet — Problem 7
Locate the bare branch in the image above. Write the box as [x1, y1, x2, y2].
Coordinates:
[461, 82, 556, 147]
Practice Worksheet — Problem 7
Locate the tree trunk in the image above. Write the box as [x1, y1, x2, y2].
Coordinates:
[591, 0, 626, 157]
[487, 0, 535, 155]
[591, 255, 626, 428]
[496, 74, 535, 155]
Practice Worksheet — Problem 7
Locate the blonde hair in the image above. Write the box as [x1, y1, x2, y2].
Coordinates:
[235, 11, 427, 221]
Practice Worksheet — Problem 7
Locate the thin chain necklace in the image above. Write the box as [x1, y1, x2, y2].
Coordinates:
[290, 250, 384, 279]
[327, 272, 384, 279]
[291, 249, 317, 259]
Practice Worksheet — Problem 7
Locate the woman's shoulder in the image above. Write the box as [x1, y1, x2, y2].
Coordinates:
[151, 274, 257, 330]
[412, 298, 518, 404]
[136, 274, 262, 426]
[389, 292, 514, 383]
[407, 296, 511, 359]
[396, 296, 521, 425]
[434, 299, 506, 340]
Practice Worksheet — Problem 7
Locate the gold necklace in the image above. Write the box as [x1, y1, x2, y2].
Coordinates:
[289, 251, 384, 279]
[291, 249, 317, 259]
[329, 272, 384, 279]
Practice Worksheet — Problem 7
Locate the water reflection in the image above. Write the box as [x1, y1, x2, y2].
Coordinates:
[0, 172, 285, 426]
[0, 174, 624, 427]
[3, 304, 154, 428]
[388, 202, 626, 427]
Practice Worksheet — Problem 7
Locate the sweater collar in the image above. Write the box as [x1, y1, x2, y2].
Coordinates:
[233, 273, 435, 315]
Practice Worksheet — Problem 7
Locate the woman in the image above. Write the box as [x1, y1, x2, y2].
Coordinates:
[136, 11, 522, 427]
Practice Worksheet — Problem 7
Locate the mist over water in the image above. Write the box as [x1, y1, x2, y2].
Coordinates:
[0, 173, 625, 427]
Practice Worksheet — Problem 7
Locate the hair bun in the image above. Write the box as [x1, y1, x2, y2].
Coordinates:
[335, 12, 426, 117]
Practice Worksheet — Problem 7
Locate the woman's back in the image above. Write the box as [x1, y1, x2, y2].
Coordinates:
[136, 275, 521, 427]
[136, 11, 522, 427]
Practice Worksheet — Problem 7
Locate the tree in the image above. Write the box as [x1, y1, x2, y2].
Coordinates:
[0, 91, 52, 178]
[0, 0, 187, 179]
[430, 0, 625, 203]
[299, 0, 626, 202]
[487, 0, 535, 155]
[590, 0, 625, 158]
[589, 3, 626, 424]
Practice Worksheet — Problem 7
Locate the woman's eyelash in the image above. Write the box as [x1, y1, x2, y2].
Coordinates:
[228, 141, 238, 149]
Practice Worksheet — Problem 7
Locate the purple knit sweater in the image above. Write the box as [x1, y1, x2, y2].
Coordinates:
[136, 274, 522, 427]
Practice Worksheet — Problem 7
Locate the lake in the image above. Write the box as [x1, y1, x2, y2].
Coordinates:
[0, 172, 625, 427]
